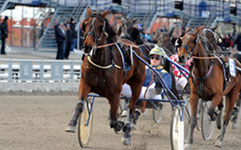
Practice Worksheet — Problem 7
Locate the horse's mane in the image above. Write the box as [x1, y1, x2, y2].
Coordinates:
[131, 28, 144, 45]
[104, 18, 117, 43]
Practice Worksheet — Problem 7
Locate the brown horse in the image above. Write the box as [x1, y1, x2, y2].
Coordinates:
[118, 18, 181, 114]
[65, 7, 146, 145]
[178, 27, 241, 149]
[157, 27, 176, 56]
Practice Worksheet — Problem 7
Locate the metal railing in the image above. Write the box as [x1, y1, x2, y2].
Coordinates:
[0, 59, 82, 82]
[0, 0, 10, 15]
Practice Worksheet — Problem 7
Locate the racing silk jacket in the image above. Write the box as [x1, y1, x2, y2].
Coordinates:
[143, 66, 172, 89]
[170, 54, 191, 78]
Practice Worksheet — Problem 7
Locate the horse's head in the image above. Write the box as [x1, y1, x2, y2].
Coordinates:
[178, 26, 216, 63]
[158, 32, 171, 47]
[118, 18, 144, 44]
[178, 30, 198, 64]
[82, 7, 109, 54]
[157, 27, 175, 55]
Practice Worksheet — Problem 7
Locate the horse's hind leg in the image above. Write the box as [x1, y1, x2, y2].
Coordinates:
[65, 81, 90, 133]
[231, 94, 241, 129]
[216, 100, 224, 130]
[215, 87, 240, 147]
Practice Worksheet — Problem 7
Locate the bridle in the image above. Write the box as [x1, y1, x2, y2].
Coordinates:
[181, 31, 197, 56]
[84, 13, 106, 46]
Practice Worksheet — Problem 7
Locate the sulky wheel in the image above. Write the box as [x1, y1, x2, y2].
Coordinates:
[170, 107, 184, 150]
[183, 99, 191, 142]
[201, 101, 215, 141]
[77, 100, 93, 147]
[153, 102, 163, 124]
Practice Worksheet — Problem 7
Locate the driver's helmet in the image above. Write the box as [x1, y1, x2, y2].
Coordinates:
[149, 47, 166, 57]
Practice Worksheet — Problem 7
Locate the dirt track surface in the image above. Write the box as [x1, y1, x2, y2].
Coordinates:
[0, 95, 241, 150]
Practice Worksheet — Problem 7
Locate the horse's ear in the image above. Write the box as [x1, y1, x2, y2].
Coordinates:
[117, 25, 122, 36]
[87, 7, 93, 17]
[195, 26, 204, 33]
[100, 9, 109, 19]
[185, 27, 190, 32]
[82, 21, 86, 32]
[132, 18, 138, 24]
[121, 17, 126, 24]
[211, 25, 217, 31]
[168, 26, 175, 36]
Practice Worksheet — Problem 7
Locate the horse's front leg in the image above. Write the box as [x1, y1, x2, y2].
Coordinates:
[208, 92, 223, 121]
[65, 80, 90, 133]
[121, 83, 142, 145]
[108, 93, 124, 133]
[185, 93, 199, 150]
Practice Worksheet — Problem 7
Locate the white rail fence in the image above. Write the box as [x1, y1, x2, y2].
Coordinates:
[0, 59, 82, 93]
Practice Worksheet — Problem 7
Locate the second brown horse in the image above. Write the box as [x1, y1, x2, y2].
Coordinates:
[178, 27, 241, 149]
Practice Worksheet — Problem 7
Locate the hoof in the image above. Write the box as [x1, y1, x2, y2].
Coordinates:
[114, 121, 124, 134]
[114, 129, 122, 134]
[184, 143, 192, 150]
[65, 125, 76, 133]
[121, 137, 131, 145]
[232, 122, 238, 129]
[214, 139, 222, 147]
[130, 122, 137, 130]
[121, 110, 128, 117]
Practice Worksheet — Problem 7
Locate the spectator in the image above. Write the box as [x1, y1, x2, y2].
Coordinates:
[0, 16, 9, 55]
[145, 33, 152, 42]
[234, 33, 241, 51]
[223, 33, 233, 48]
[64, 23, 72, 59]
[69, 18, 77, 52]
[78, 27, 84, 49]
[54, 23, 66, 59]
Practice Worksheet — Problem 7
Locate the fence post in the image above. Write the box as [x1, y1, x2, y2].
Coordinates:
[40, 60, 44, 82]
[71, 60, 74, 81]
[8, 60, 12, 82]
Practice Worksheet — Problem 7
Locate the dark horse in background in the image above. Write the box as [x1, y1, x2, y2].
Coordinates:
[178, 26, 241, 149]
[117, 18, 180, 102]
[65, 7, 146, 145]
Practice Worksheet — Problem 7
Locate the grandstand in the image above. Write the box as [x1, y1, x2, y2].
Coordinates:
[0, 0, 240, 51]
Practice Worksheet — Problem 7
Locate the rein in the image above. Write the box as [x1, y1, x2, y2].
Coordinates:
[192, 56, 218, 59]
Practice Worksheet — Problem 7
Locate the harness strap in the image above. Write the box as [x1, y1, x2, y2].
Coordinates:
[192, 60, 214, 98]
[87, 56, 122, 69]
[114, 43, 127, 71]
[195, 60, 214, 81]
[214, 54, 227, 82]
